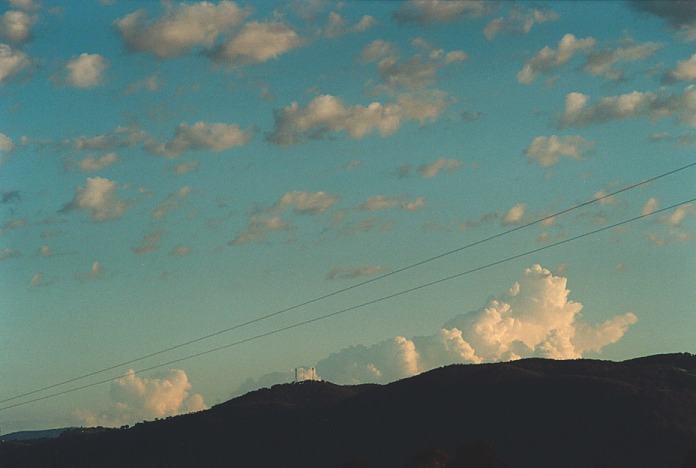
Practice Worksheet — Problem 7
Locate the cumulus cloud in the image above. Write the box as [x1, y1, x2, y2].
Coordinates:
[69, 126, 146, 152]
[583, 40, 661, 81]
[145, 122, 252, 157]
[152, 186, 192, 221]
[267, 92, 447, 145]
[393, 0, 494, 24]
[0, 43, 30, 83]
[75, 369, 206, 427]
[359, 195, 425, 212]
[230, 191, 337, 245]
[170, 245, 191, 256]
[322, 11, 375, 38]
[172, 161, 199, 175]
[517, 33, 595, 84]
[62, 177, 127, 221]
[124, 75, 160, 94]
[502, 202, 526, 225]
[273, 190, 338, 214]
[29, 272, 42, 287]
[0, 247, 19, 261]
[132, 230, 163, 255]
[642, 197, 659, 216]
[559, 86, 696, 128]
[115, 1, 248, 58]
[326, 265, 389, 280]
[307, 265, 637, 384]
[0, 9, 36, 43]
[211, 21, 301, 66]
[361, 38, 467, 93]
[75, 260, 104, 281]
[64, 53, 108, 88]
[663, 53, 696, 82]
[418, 158, 461, 178]
[229, 215, 289, 245]
[661, 203, 696, 227]
[524, 135, 593, 167]
[78, 153, 119, 172]
[484, 7, 558, 40]
[0, 132, 14, 165]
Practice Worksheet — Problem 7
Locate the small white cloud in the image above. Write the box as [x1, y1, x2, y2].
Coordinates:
[642, 197, 659, 216]
[63, 177, 127, 221]
[274, 191, 338, 214]
[484, 7, 558, 40]
[39, 244, 52, 257]
[0, 43, 30, 83]
[132, 231, 163, 255]
[0, 247, 19, 260]
[152, 186, 192, 221]
[418, 158, 461, 178]
[559, 86, 696, 128]
[583, 40, 661, 81]
[78, 153, 119, 172]
[30, 272, 43, 287]
[229, 215, 289, 245]
[393, 0, 493, 24]
[662, 203, 696, 226]
[664, 53, 696, 82]
[65, 53, 108, 88]
[170, 245, 191, 256]
[172, 161, 199, 175]
[322, 12, 375, 38]
[359, 195, 425, 212]
[517, 33, 595, 84]
[212, 22, 301, 66]
[146, 122, 252, 157]
[268, 92, 447, 145]
[0, 9, 36, 43]
[524, 135, 593, 167]
[502, 203, 526, 225]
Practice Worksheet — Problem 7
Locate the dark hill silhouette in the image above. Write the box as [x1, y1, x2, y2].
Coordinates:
[1, 354, 696, 468]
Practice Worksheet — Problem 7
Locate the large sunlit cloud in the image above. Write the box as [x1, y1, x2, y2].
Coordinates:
[0, 9, 36, 43]
[240, 265, 636, 389]
[145, 122, 252, 157]
[210, 21, 301, 66]
[267, 92, 448, 145]
[517, 33, 596, 84]
[559, 86, 696, 128]
[115, 1, 248, 58]
[75, 369, 207, 427]
[484, 7, 558, 40]
[62, 177, 128, 221]
[393, 0, 494, 24]
[64, 53, 108, 88]
[0, 43, 30, 83]
[524, 135, 593, 167]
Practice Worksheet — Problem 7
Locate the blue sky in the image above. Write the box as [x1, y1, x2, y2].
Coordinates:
[1, 0, 695, 432]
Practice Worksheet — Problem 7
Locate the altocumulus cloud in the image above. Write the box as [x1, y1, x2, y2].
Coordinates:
[145, 122, 252, 157]
[64, 53, 108, 89]
[76, 369, 207, 427]
[239, 264, 637, 390]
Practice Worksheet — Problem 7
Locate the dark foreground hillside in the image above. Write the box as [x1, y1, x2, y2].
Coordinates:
[2, 354, 696, 468]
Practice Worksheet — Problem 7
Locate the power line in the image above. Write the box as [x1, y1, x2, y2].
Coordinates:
[1, 197, 693, 413]
[1, 160, 695, 406]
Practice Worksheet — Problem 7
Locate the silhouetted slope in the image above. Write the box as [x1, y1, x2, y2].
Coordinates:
[1, 354, 695, 468]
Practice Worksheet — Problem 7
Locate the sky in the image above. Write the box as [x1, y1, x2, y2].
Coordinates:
[0, 0, 695, 433]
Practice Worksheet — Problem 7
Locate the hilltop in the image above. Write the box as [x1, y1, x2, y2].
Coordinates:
[1, 354, 695, 467]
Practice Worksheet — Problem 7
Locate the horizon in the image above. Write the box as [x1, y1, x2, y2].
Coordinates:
[1, 0, 696, 435]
